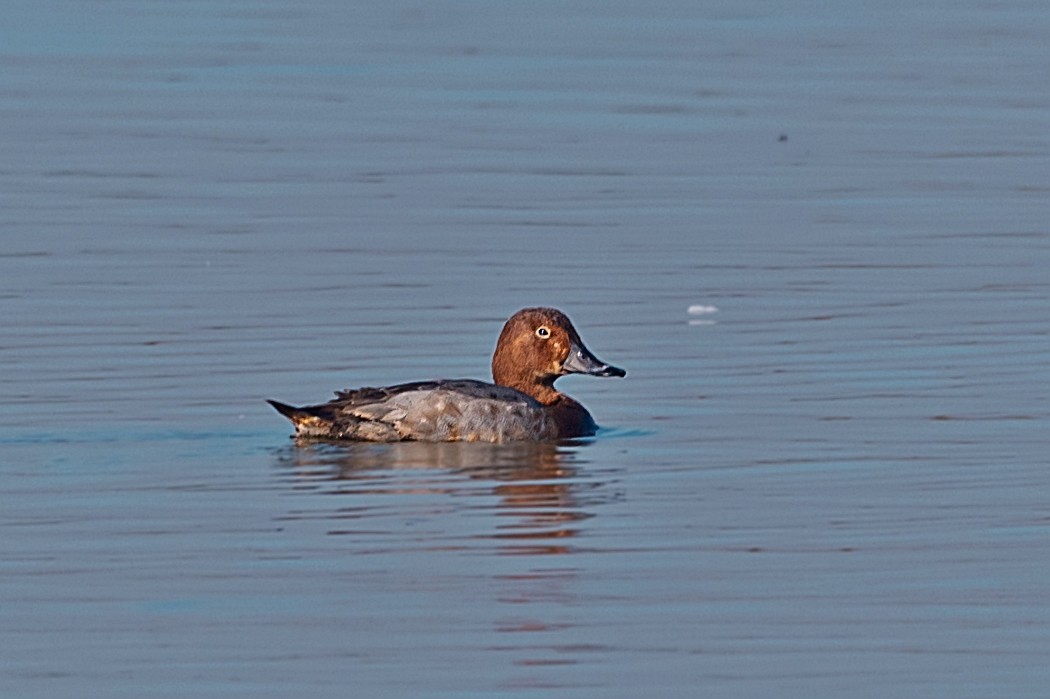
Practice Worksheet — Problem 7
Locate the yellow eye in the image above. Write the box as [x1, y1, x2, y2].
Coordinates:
[535, 326, 550, 339]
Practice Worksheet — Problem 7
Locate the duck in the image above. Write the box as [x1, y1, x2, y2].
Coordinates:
[268, 307, 625, 442]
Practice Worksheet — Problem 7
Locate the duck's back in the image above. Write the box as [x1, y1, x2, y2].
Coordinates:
[270, 379, 558, 443]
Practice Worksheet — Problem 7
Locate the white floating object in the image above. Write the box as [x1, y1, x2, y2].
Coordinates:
[687, 304, 718, 325]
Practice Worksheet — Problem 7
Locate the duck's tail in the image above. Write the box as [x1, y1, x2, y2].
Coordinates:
[266, 399, 302, 421]
[267, 398, 400, 441]
[266, 399, 334, 436]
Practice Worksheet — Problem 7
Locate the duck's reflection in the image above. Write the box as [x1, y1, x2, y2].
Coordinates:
[272, 440, 611, 555]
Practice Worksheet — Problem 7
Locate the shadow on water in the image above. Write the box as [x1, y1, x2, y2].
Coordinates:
[270, 440, 623, 556]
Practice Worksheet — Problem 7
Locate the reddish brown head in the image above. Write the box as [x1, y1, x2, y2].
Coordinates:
[491, 307, 625, 405]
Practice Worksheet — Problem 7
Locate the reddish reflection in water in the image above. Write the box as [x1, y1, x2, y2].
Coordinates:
[273, 440, 614, 557]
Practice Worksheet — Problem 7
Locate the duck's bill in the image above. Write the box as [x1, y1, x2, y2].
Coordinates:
[562, 341, 626, 378]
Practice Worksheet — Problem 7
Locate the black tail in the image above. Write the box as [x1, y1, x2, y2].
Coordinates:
[267, 399, 302, 420]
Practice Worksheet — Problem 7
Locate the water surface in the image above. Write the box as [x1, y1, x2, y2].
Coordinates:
[2, 1, 1049, 697]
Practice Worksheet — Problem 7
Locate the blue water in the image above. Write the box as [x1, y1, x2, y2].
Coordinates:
[2, 1, 1049, 697]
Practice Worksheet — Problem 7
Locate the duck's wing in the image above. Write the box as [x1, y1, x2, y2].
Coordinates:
[269, 380, 553, 442]
[333, 379, 532, 404]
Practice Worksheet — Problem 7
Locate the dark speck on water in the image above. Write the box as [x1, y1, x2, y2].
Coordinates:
[2, 1, 1049, 697]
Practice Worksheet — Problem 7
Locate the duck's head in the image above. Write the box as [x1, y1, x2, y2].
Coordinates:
[491, 307, 625, 404]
